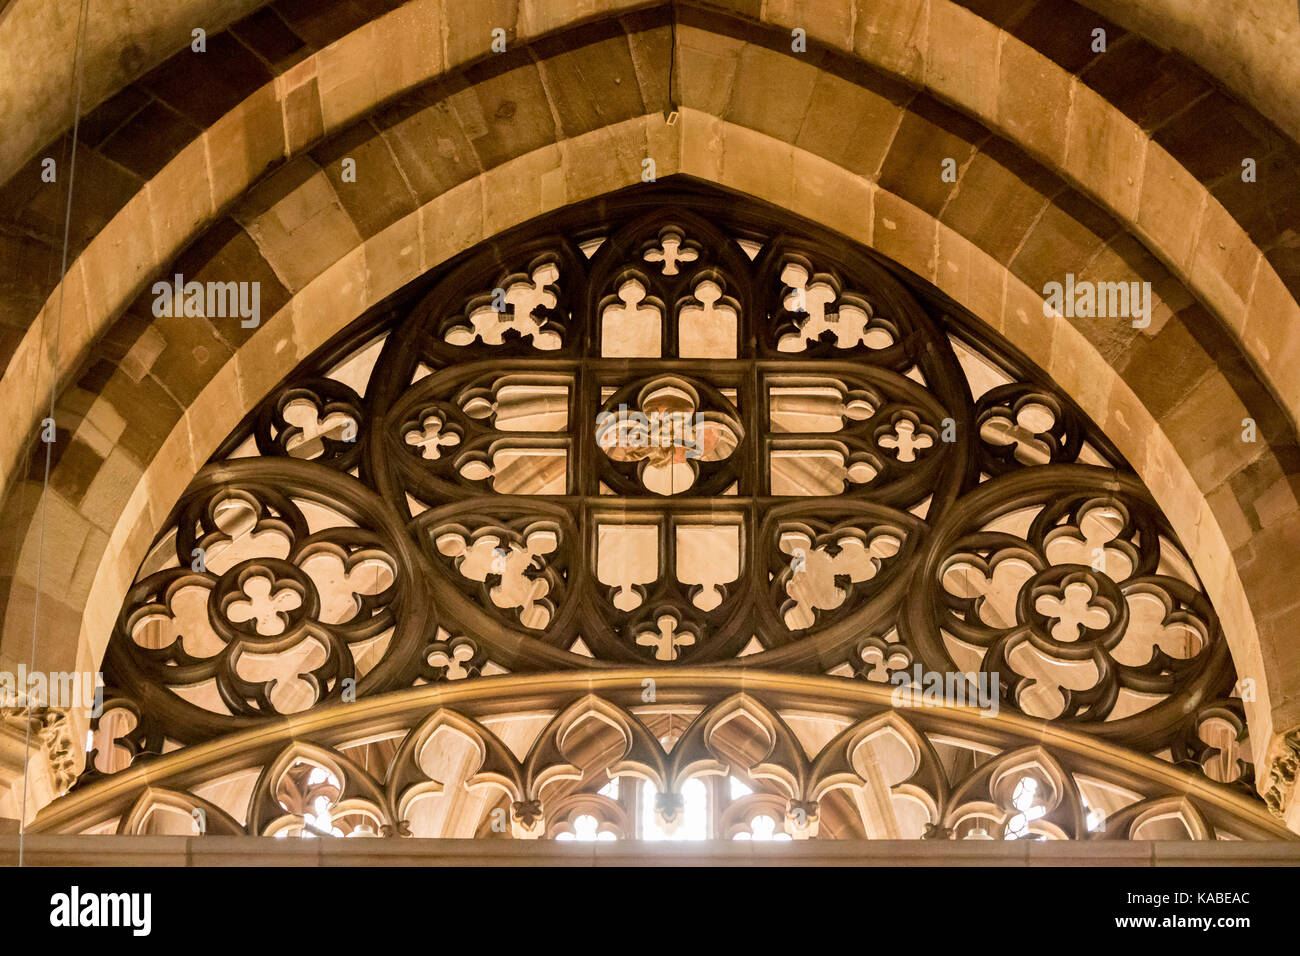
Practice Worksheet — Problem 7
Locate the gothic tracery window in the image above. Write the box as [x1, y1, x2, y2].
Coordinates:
[47, 185, 1273, 843]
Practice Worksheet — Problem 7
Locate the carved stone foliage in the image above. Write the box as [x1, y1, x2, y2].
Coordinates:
[1264, 730, 1300, 817]
[1, 707, 79, 796]
[88, 188, 1250, 800]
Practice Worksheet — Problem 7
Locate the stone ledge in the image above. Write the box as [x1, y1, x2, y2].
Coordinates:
[2, 835, 1297, 866]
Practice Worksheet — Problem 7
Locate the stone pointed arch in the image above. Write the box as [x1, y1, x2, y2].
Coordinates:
[118, 786, 243, 837]
[680, 692, 810, 800]
[1105, 794, 1215, 841]
[5, 0, 1300, 843]
[387, 705, 525, 809]
[525, 694, 667, 796]
[2, 3, 1300, 827]
[802, 709, 946, 839]
[13, 177, 1279, 851]
[944, 744, 1085, 839]
[24, 671, 1293, 841]
[245, 739, 389, 836]
[5, 127, 1289, 816]
[811, 709, 946, 807]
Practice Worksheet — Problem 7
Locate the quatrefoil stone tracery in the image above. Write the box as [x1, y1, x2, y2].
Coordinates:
[91, 192, 1250, 805]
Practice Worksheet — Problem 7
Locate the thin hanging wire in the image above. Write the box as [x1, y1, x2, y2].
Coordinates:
[667, 1, 676, 115]
[20, 0, 93, 866]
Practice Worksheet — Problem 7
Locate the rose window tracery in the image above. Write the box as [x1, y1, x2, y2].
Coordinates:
[51, 186, 1276, 843]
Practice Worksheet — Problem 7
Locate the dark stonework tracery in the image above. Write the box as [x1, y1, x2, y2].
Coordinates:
[84, 185, 1252, 806]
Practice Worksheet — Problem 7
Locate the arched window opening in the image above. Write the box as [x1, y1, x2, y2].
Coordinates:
[39, 186, 1277, 846]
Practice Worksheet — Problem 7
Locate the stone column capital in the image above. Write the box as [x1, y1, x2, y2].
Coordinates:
[1263, 728, 1300, 833]
[0, 706, 84, 824]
